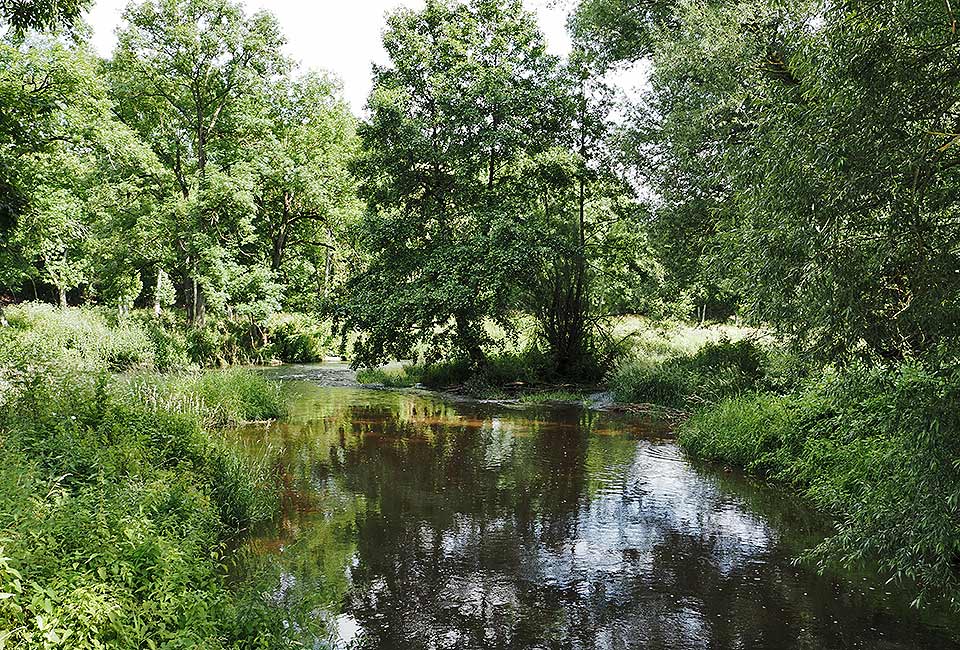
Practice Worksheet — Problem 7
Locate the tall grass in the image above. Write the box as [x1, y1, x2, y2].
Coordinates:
[609, 337, 801, 408]
[0, 360, 296, 647]
[119, 369, 287, 427]
[0, 302, 335, 371]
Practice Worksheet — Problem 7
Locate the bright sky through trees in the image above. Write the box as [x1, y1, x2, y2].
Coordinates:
[85, 0, 577, 113]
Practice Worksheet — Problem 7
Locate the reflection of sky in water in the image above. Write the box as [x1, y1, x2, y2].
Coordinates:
[233, 381, 960, 650]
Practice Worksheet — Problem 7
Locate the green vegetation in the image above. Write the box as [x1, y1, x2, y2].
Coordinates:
[610, 336, 805, 409]
[331, 0, 649, 376]
[0, 302, 333, 371]
[0, 360, 299, 647]
[3, 0, 960, 625]
[680, 362, 960, 608]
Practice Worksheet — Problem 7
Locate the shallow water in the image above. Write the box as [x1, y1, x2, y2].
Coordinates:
[230, 374, 960, 650]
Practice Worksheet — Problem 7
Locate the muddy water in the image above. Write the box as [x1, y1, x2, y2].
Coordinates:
[230, 375, 960, 650]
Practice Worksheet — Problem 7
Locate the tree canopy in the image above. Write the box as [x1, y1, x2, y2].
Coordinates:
[574, 0, 960, 359]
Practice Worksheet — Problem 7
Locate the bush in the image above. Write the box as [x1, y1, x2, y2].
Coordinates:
[0, 366, 293, 648]
[610, 337, 799, 408]
[356, 349, 560, 393]
[0, 303, 336, 371]
[264, 313, 333, 363]
[0, 303, 156, 372]
[679, 361, 960, 608]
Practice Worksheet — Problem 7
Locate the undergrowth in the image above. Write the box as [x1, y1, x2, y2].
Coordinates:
[0, 320, 309, 647]
[0, 302, 334, 371]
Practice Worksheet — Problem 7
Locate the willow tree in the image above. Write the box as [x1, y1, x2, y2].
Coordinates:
[574, 0, 960, 358]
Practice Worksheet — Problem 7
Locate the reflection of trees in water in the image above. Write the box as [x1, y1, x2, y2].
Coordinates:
[235, 389, 960, 650]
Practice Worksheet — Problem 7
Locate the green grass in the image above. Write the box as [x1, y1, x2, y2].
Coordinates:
[517, 390, 586, 404]
[356, 365, 422, 388]
[0, 302, 335, 372]
[0, 360, 303, 648]
[118, 369, 288, 427]
[609, 336, 789, 408]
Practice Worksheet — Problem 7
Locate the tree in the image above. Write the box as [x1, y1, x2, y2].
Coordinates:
[0, 0, 90, 35]
[241, 71, 361, 311]
[574, 0, 960, 358]
[333, 0, 567, 368]
[516, 52, 640, 378]
[1, 38, 161, 309]
[110, 0, 286, 323]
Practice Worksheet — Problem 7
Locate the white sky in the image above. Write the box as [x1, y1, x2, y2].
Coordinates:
[84, 1, 584, 115]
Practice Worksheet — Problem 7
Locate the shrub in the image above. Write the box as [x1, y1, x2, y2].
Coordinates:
[356, 349, 561, 393]
[356, 365, 423, 387]
[264, 313, 333, 363]
[0, 303, 336, 372]
[0, 302, 156, 372]
[610, 337, 799, 408]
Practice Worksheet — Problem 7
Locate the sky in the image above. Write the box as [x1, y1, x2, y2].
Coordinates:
[83, 0, 581, 115]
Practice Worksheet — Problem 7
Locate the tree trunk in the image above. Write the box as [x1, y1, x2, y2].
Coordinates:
[190, 278, 206, 326]
[58, 286, 67, 310]
[153, 269, 164, 318]
[455, 313, 485, 368]
[324, 246, 334, 295]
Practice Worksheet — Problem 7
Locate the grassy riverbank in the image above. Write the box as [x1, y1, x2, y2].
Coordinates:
[604, 326, 960, 608]
[0, 309, 312, 648]
[355, 318, 763, 401]
[679, 359, 960, 608]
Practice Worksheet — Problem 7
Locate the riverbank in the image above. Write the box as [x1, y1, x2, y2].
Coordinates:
[607, 328, 960, 610]
[0, 312, 309, 648]
[354, 319, 756, 417]
[679, 358, 960, 610]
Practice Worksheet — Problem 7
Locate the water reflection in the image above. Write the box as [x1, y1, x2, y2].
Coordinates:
[230, 382, 960, 650]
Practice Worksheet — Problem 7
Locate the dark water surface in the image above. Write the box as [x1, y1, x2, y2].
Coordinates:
[230, 374, 960, 650]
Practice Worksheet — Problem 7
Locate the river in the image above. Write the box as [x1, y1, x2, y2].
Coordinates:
[227, 366, 960, 649]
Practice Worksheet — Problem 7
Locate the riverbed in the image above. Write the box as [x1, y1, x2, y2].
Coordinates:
[228, 367, 960, 649]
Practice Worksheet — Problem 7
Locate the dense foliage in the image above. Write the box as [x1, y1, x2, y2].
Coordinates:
[0, 352, 296, 647]
[680, 361, 960, 609]
[1, 0, 359, 325]
[571, 0, 960, 609]
[0, 302, 335, 370]
[574, 0, 960, 359]
[331, 0, 651, 376]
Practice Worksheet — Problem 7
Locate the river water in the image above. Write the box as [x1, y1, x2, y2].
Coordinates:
[229, 371, 960, 650]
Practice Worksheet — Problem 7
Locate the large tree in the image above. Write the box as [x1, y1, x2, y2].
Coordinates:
[0, 0, 90, 35]
[334, 0, 567, 367]
[574, 0, 960, 358]
[110, 0, 286, 323]
[241, 71, 360, 311]
[1, 38, 161, 308]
